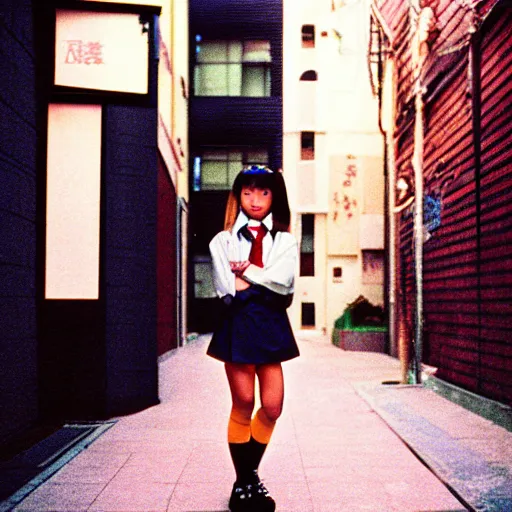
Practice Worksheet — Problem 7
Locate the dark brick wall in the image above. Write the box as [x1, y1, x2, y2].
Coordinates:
[104, 106, 159, 415]
[188, 0, 284, 333]
[190, 0, 283, 97]
[189, 0, 283, 167]
[189, 97, 283, 170]
[0, 0, 38, 442]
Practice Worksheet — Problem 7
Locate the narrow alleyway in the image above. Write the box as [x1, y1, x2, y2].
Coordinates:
[6, 333, 510, 511]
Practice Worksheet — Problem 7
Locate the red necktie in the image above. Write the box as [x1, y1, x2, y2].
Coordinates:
[248, 225, 266, 268]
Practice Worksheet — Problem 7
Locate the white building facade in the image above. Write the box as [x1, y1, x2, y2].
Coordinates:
[283, 0, 385, 336]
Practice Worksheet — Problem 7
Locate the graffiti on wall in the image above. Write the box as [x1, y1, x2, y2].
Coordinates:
[333, 154, 358, 221]
[423, 193, 442, 241]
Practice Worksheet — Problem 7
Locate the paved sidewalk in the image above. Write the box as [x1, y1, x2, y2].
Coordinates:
[355, 384, 512, 512]
[6, 332, 502, 511]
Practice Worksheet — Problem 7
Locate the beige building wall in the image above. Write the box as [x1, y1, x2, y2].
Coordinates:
[82, 0, 189, 339]
[284, 0, 384, 336]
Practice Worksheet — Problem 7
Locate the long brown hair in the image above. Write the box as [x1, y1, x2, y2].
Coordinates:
[224, 168, 291, 233]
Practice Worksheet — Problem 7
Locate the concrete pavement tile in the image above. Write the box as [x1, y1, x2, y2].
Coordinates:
[262, 446, 305, 482]
[308, 476, 389, 511]
[459, 436, 512, 463]
[166, 481, 230, 511]
[294, 412, 386, 435]
[372, 461, 438, 483]
[268, 425, 296, 445]
[304, 465, 361, 483]
[386, 483, 466, 511]
[83, 440, 149, 453]
[87, 439, 186, 454]
[89, 431, 195, 453]
[12, 482, 105, 512]
[297, 424, 402, 448]
[118, 449, 194, 483]
[177, 442, 234, 484]
[299, 440, 402, 469]
[314, 498, 392, 512]
[339, 430, 404, 447]
[88, 480, 174, 511]
[294, 425, 343, 444]
[8, 335, 494, 512]
[49, 451, 130, 484]
[266, 481, 313, 511]
[95, 426, 189, 444]
[289, 402, 372, 424]
[299, 446, 357, 468]
[345, 440, 415, 458]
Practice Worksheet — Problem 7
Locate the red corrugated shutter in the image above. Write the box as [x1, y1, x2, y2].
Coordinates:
[377, 0, 511, 404]
[477, 8, 512, 403]
[157, 156, 178, 355]
[422, 62, 479, 393]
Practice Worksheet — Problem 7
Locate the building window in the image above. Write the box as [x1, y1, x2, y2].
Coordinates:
[301, 302, 316, 327]
[362, 250, 384, 284]
[194, 148, 269, 191]
[194, 40, 271, 97]
[301, 131, 315, 160]
[300, 70, 318, 81]
[193, 257, 216, 298]
[333, 267, 342, 282]
[300, 214, 315, 276]
[302, 25, 315, 48]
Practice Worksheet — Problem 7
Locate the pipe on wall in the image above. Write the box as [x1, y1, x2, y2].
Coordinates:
[411, 84, 425, 385]
[371, 14, 400, 367]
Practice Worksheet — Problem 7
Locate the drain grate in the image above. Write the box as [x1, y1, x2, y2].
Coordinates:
[7, 424, 97, 470]
[0, 422, 115, 508]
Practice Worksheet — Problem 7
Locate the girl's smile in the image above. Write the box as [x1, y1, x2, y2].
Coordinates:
[240, 185, 273, 221]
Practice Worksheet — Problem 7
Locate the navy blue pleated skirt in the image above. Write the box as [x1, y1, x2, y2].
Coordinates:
[207, 285, 300, 364]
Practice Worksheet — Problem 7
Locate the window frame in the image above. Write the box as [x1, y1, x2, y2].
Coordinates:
[300, 213, 315, 277]
[194, 39, 272, 97]
[301, 131, 315, 161]
[193, 147, 270, 191]
[300, 70, 318, 81]
[301, 302, 316, 327]
[301, 25, 315, 48]
[192, 256, 217, 299]
[362, 250, 385, 285]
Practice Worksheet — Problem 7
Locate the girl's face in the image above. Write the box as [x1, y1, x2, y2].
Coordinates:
[240, 185, 273, 221]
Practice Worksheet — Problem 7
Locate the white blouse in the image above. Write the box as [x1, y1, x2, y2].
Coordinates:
[209, 211, 298, 298]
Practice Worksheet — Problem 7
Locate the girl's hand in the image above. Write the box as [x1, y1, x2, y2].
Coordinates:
[230, 260, 250, 277]
[235, 277, 251, 291]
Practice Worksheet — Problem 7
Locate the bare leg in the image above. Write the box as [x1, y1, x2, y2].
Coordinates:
[256, 363, 284, 425]
[225, 363, 256, 485]
[225, 362, 256, 431]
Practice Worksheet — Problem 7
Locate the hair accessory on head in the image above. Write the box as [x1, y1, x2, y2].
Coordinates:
[242, 165, 273, 175]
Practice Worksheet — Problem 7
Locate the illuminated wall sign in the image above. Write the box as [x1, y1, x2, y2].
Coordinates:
[45, 104, 102, 300]
[55, 9, 149, 94]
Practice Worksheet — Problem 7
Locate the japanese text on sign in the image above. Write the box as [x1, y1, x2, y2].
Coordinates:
[64, 40, 104, 65]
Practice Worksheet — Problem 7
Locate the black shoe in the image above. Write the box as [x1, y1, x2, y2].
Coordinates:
[228, 481, 254, 511]
[251, 473, 276, 512]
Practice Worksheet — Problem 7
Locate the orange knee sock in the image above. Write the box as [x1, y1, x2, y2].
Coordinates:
[227, 407, 252, 444]
[250, 408, 276, 445]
